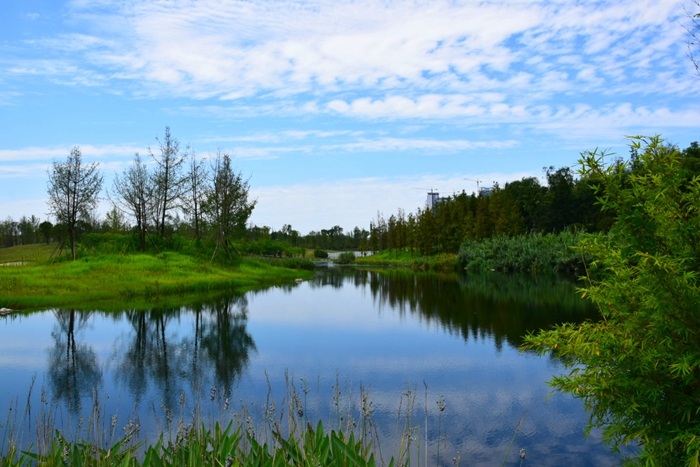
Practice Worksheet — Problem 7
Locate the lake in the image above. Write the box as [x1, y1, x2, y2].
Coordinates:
[0, 267, 633, 466]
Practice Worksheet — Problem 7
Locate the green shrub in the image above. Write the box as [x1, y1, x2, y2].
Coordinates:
[457, 231, 588, 274]
[523, 137, 700, 465]
[313, 247, 328, 259]
[335, 251, 356, 264]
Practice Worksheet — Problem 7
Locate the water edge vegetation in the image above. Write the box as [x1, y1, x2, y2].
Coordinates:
[0, 243, 314, 311]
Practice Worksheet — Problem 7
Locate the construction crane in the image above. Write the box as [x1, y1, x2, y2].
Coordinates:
[464, 178, 482, 191]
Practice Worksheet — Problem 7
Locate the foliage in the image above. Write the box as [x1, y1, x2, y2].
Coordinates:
[458, 231, 588, 274]
[313, 247, 328, 259]
[237, 239, 304, 258]
[1, 421, 381, 467]
[335, 251, 356, 264]
[522, 137, 700, 466]
[203, 152, 256, 261]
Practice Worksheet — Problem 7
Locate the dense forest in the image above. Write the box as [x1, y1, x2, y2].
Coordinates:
[2, 141, 698, 257]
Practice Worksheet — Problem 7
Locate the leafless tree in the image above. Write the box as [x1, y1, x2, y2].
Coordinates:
[110, 153, 153, 251]
[181, 149, 209, 242]
[47, 147, 103, 260]
[685, 1, 700, 78]
[149, 127, 187, 236]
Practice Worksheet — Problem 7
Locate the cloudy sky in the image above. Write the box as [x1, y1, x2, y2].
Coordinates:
[1, 0, 698, 234]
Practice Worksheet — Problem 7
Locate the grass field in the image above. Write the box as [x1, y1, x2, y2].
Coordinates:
[0, 243, 57, 264]
[0, 245, 314, 311]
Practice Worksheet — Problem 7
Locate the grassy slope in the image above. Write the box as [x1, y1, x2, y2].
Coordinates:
[0, 243, 56, 263]
[0, 246, 313, 310]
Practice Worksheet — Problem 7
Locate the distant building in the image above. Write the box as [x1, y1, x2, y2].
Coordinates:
[479, 186, 494, 197]
[426, 190, 450, 210]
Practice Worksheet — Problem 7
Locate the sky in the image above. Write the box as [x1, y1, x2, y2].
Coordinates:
[1, 0, 698, 234]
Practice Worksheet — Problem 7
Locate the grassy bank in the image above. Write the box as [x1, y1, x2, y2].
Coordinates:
[355, 250, 459, 271]
[0, 246, 314, 310]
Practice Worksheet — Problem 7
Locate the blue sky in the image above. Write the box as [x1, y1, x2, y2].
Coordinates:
[1, 0, 698, 234]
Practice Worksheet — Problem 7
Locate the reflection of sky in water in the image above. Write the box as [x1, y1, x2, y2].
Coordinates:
[0, 270, 635, 466]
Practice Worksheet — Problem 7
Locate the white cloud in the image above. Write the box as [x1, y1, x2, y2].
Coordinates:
[321, 138, 519, 153]
[0, 144, 146, 162]
[326, 97, 700, 140]
[8, 0, 693, 108]
[197, 130, 360, 144]
[227, 146, 313, 160]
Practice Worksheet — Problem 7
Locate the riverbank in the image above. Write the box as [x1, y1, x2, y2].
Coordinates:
[355, 250, 459, 271]
[0, 246, 314, 310]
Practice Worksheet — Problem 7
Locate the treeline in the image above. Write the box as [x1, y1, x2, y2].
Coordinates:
[4, 139, 698, 260]
[0, 215, 53, 247]
[367, 141, 700, 256]
[247, 224, 369, 251]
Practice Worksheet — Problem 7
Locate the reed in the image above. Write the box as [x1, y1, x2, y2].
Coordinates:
[0, 376, 515, 467]
[457, 231, 590, 274]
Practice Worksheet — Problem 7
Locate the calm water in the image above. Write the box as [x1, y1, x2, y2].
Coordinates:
[0, 268, 631, 466]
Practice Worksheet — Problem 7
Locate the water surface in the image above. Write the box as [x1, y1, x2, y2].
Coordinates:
[0, 268, 631, 466]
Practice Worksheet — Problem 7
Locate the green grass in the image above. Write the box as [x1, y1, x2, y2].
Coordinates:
[356, 250, 459, 271]
[0, 246, 314, 311]
[2, 421, 380, 467]
[0, 243, 57, 264]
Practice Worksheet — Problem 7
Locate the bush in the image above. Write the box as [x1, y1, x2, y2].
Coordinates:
[335, 251, 356, 264]
[523, 137, 700, 466]
[313, 247, 328, 259]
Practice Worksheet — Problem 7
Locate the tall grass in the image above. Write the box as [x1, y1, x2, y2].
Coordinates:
[0, 377, 486, 467]
[457, 231, 591, 274]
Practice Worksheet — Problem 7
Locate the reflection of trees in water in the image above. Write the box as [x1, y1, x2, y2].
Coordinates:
[48, 309, 102, 413]
[309, 271, 345, 289]
[199, 296, 256, 397]
[114, 307, 189, 409]
[327, 269, 598, 350]
[110, 294, 256, 409]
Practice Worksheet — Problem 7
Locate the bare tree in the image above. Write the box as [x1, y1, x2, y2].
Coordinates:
[149, 127, 187, 236]
[110, 153, 153, 251]
[686, 1, 700, 77]
[181, 149, 209, 242]
[47, 147, 103, 260]
[203, 151, 256, 260]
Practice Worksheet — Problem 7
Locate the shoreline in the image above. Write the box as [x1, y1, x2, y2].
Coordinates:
[0, 252, 315, 311]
